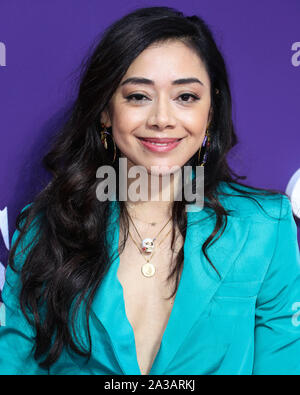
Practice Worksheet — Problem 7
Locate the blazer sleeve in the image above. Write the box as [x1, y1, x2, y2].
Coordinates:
[253, 195, 300, 375]
[0, 206, 48, 375]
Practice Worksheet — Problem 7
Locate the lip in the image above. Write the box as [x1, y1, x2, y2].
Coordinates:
[138, 137, 182, 143]
[137, 137, 183, 153]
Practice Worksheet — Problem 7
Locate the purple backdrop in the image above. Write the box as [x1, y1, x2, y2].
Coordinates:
[0, 0, 299, 299]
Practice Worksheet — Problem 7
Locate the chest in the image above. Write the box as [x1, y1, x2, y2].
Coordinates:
[117, 229, 183, 375]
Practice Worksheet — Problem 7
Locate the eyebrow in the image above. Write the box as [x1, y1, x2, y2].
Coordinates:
[120, 77, 204, 87]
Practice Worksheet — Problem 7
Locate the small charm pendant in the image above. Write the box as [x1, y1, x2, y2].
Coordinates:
[141, 262, 156, 277]
[141, 238, 154, 253]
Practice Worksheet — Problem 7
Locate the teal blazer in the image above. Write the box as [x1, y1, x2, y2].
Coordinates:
[1, 182, 300, 375]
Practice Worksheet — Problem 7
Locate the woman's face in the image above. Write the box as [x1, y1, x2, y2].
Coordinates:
[101, 40, 212, 175]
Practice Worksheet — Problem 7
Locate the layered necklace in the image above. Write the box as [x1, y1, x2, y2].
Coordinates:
[127, 211, 173, 278]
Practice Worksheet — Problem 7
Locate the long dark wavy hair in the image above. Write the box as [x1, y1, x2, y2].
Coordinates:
[8, 6, 286, 370]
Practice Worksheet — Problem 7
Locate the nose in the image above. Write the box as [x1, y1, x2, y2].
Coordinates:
[147, 95, 176, 131]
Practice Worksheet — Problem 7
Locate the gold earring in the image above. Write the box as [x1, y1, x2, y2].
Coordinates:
[100, 123, 116, 163]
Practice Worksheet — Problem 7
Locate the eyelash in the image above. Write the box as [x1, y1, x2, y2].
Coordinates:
[125, 93, 200, 104]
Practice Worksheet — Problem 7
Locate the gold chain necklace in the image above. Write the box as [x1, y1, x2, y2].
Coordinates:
[128, 228, 172, 278]
[128, 213, 172, 252]
[127, 213, 173, 277]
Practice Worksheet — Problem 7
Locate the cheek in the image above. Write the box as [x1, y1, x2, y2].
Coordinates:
[116, 103, 144, 126]
[112, 110, 142, 141]
[184, 113, 208, 136]
[178, 104, 209, 134]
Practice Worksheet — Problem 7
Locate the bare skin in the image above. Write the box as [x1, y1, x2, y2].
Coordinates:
[117, 223, 184, 375]
[101, 39, 212, 374]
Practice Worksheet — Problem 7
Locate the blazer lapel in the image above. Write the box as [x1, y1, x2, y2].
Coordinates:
[91, 198, 251, 375]
[90, 200, 142, 375]
[149, 207, 251, 374]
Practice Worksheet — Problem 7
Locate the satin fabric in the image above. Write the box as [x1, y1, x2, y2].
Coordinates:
[0, 182, 300, 375]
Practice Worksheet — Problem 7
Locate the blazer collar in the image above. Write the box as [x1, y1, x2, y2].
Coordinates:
[90, 196, 251, 375]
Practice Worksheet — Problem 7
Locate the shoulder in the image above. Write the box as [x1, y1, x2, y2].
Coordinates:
[216, 181, 292, 223]
[10, 202, 41, 258]
[6, 202, 41, 278]
[214, 183, 298, 287]
[2, 202, 42, 307]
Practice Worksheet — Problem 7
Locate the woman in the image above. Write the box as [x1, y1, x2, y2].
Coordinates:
[0, 6, 299, 375]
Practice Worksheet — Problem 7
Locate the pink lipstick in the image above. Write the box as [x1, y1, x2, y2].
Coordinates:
[137, 137, 182, 153]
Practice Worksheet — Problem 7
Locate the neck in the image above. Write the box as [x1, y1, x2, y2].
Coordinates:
[121, 159, 182, 223]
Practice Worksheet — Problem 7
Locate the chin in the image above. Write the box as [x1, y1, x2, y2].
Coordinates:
[147, 164, 182, 177]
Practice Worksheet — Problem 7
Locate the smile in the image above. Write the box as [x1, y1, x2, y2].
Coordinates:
[137, 137, 183, 152]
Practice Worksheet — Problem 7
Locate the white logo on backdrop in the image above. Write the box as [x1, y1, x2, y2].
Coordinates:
[0, 208, 10, 251]
[0, 207, 9, 326]
[0, 42, 6, 67]
[291, 42, 300, 67]
[286, 169, 300, 219]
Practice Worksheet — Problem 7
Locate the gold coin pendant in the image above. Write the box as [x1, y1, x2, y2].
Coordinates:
[141, 262, 156, 278]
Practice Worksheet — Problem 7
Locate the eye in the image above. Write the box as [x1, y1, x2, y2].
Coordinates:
[178, 93, 200, 103]
[125, 94, 149, 103]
